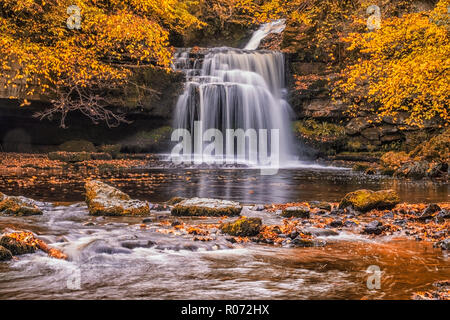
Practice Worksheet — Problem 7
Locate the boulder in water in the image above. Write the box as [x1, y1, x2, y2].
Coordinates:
[0, 246, 13, 261]
[281, 206, 310, 218]
[339, 189, 400, 212]
[0, 192, 42, 216]
[220, 217, 262, 236]
[85, 180, 150, 216]
[171, 198, 242, 217]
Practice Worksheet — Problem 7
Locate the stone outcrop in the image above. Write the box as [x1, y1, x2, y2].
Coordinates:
[85, 180, 151, 216]
[171, 198, 242, 217]
[0, 192, 43, 216]
[339, 189, 400, 212]
[220, 217, 262, 237]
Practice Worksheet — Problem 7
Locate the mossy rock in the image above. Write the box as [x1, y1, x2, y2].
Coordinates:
[0, 236, 36, 255]
[0, 193, 43, 216]
[339, 189, 400, 212]
[171, 198, 242, 217]
[380, 151, 410, 170]
[220, 217, 262, 237]
[0, 245, 13, 261]
[59, 140, 96, 152]
[282, 206, 310, 218]
[121, 126, 173, 153]
[394, 161, 429, 180]
[48, 151, 91, 162]
[85, 180, 150, 216]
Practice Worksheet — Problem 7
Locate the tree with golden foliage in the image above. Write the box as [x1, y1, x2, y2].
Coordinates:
[335, 0, 450, 127]
[0, 0, 202, 127]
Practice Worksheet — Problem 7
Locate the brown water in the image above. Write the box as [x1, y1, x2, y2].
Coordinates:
[0, 167, 448, 299]
[0, 167, 448, 204]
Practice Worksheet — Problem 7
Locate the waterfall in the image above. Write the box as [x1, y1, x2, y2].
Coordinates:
[172, 20, 295, 166]
[244, 19, 286, 50]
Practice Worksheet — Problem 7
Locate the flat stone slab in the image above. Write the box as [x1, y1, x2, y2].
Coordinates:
[171, 198, 242, 217]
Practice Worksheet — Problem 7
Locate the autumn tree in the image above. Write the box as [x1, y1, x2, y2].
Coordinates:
[0, 0, 202, 127]
[335, 0, 449, 127]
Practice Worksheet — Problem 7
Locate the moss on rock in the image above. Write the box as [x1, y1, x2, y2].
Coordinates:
[339, 189, 400, 212]
[0, 236, 36, 255]
[281, 206, 310, 218]
[85, 180, 150, 216]
[171, 198, 242, 217]
[0, 245, 13, 261]
[220, 217, 262, 237]
[0, 193, 42, 216]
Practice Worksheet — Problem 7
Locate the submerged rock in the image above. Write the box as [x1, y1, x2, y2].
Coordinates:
[362, 220, 385, 235]
[0, 192, 42, 216]
[0, 246, 13, 261]
[281, 206, 310, 218]
[434, 239, 449, 251]
[220, 217, 262, 236]
[171, 198, 242, 217]
[339, 189, 400, 212]
[85, 180, 150, 216]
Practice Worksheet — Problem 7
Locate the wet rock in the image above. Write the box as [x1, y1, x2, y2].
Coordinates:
[251, 204, 265, 211]
[0, 235, 36, 255]
[362, 220, 384, 235]
[435, 210, 449, 223]
[339, 189, 400, 212]
[303, 227, 339, 237]
[85, 180, 150, 216]
[328, 219, 343, 228]
[0, 193, 42, 216]
[309, 201, 332, 211]
[220, 217, 262, 237]
[434, 239, 449, 251]
[416, 204, 441, 220]
[171, 220, 182, 227]
[281, 206, 310, 218]
[0, 245, 12, 261]
[120, 240, 156, 250]
[393, 219, 407, 226]
[292, 237, 326, 247]
[289, 231, 299, 239]
[382, 212, 394, 219]
[95, 246, 132, 254]
[344, 220, 357, 227]
[226, 237, 237, 244]
[171, 198, 242, 217]
[142, 218, 153, 223]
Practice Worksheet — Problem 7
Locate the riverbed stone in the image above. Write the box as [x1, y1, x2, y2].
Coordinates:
[281, 206, 310, 218]
[362, 220, 384, 235]
[339, 189, 400, 212]
[0, 193, 42, 216]
[0, 235, 36, 255]
[0, 246, 13, 261]
[85, 180, 151, 216]
[171, 198, 242, 217]
[220, 217, 262, 236]
[416, 203, 441, 220]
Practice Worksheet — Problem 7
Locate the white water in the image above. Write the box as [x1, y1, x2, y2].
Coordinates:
[172, 20, 299, 166]
[244, 19, 286, 50]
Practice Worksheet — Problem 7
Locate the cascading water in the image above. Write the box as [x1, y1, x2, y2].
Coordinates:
[172, 20, 295, 166]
